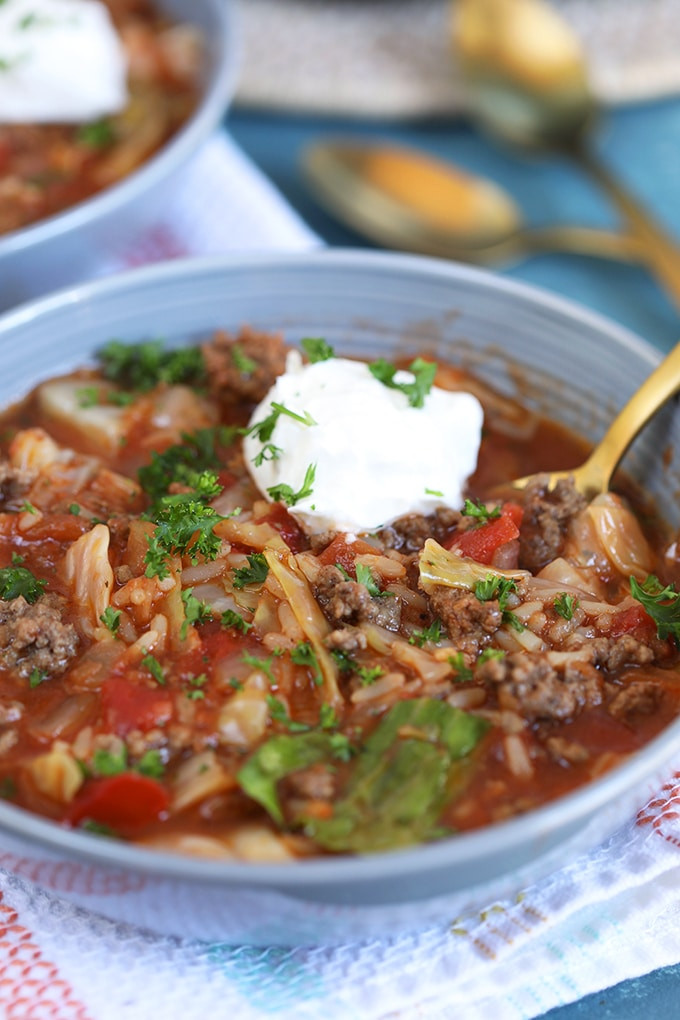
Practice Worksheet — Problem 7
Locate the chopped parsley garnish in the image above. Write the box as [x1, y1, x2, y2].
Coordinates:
[474, 575, 517, 605]
[368, 356, 437, 408]
[242, 652, 277, 685]
[409, 618, 442, 647]
[100, 606, 121, 635]
[138, 426, 236, 501]
[301, 337, 335, 363]
[252, 442, 283, 467]
[356, 665, 384, 686]
[21, 501, 37, 515]
[291, 641, 323, 686]
[93, 746, 127, 776]
[478, 648, 506, 664]
[355, 562, 391, 598]
[233, 552, 269, 590]
[270, 402, 317, 428]
[425, 488, 444, 497]
[266, 694, 310, 732]
[0, 777, 17, 800]
[330, 648, 355, 673]
[448, 652, 472, 682]
[462, 498, 502, 527]
[186, 673, 209, 701]
[319, 703, 339, 729]
[630, 574, 680, 641]
[180, 588, 213, 639]
[97, 339, 205, 393]
[0, 566, 46, 604]
[28, 667, 48, 689]
[231, 344, 257, 375]
[229, 677, 244, 691]
[69, 503, 81, 516]
[77, 119, 114, 148]
[76, 385, 100, 408]
[554, 593, 579, 621]
[221, 609, 252, 633]
[267, 463, 316, 507]
[144, 499, 228, 579]
[141, 653, 165, 685]
[10, 552, 24, 566]
[136, 749, 165, 779]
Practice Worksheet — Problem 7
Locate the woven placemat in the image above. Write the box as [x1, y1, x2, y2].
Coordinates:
[234, 0, 680, 117]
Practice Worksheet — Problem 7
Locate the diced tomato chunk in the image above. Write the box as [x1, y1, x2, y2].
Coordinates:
[610, 603, 658, 640]
[66, 773, 169, 831]
[447, 502, 523, 565]
[316, 533, 378, 573]
[101, 676, 173, 736]
[258, 501, 308, 553]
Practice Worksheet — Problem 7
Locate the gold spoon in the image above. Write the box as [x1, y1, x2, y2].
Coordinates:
[453, 0, 680, 306]
[303, 140, 639, 267]
[507, 341, 680, 499]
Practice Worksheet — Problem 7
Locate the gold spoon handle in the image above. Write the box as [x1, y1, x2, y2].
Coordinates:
[509, 342, 680, 498]
[515, 225, 641, 263]
[571, 341, 680, 496]
[571, 141, 680, 309]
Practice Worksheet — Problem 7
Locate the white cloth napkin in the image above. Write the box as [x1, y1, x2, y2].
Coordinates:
[1, 132, 679, 1019]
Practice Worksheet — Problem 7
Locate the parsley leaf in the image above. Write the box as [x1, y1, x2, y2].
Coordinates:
[141, 653, 165, 685]
[77, 119, 114, 148]
[356, 665, 384, 686]
[233, 552, 269, 590]
[301, 337, 335, 363]
[180, 588, 213, 639]
[291, 641, 323, 686]
[138, 426, 236, 501]
[28, 667, 48, 689]
[355, 562, 391, 598]
[136, 749, 165, 779]
[474, 575, 523, 631]
[98, 339, 205, 393]
[266, 694, 310, 732]
[478, 648, 506, 664]
[0, 566, 46, 604]
[630, 574, 680, 641]
[144, 499, 226, 578]
[448, 652, 472, 682]
[100, 606, 121, 634]
[267, 463, 316, 507]
[93, 746, 127, 776]
[554, 593, 579, 620]
[242, 652, 277, 684]
[221, 608, 252, 633]
[462, 498, 502, 527]
[368, 357, 437, 408]
[231, 344, 257, 375]
[409, 618, 442, 647]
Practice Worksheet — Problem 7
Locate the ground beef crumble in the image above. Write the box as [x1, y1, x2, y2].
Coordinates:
[519, 475, 587, 572]
[0, 594, 79, 679]
[202, 326, 288, 406]
[428, 586, 502, 662]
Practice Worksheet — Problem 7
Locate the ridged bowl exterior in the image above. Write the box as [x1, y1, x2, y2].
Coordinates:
[0, 250, 677, 945]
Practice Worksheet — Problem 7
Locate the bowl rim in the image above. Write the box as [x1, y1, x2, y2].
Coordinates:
[0, 0, 240, 258]
[0, 247, 675, 893]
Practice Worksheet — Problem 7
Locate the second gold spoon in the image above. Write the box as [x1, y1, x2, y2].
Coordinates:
[303, 141, 640, 267]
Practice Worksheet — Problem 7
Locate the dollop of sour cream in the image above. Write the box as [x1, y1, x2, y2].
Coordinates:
[244, 352, 484, 534]
[0, 0, 128, 123]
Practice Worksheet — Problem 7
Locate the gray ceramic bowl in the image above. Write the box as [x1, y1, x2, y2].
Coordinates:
[0, 0, 238, 313]
[0, 251, 677, 946]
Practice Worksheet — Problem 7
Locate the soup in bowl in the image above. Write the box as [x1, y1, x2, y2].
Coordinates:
[0, 251, 677, 945]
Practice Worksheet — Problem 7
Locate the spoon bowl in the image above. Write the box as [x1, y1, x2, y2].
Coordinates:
[303, 140, 639, 267]
[453, 0, 680, 306]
